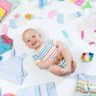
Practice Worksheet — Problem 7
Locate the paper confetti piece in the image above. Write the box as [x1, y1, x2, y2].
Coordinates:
[94, 29, 96, 32]
[3, 93, 16, 96]
[81, 30, 84, 39]
[0, 56, 3, 61]
[62, 30, 73, 45]
[70, 0, 75, 2]
[1, 24, 9, 34]
[38, 0, 48, 8]
[48, 9, 57, 19]
[14, 13, 20, 19]
[89, 41, 95, 45]
[57, 13, 64, 24]
[82, 1, 92, 10]
[76, 11, 82, 17]
[9, 19, 17, 29]
[74, 0, 85, 6]
[24, 13, 33, 20]
[62, 30, 69, 38]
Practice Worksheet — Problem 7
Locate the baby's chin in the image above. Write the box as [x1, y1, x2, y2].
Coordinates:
[35, 43, 41, 48]
[34, 45, 41, 50]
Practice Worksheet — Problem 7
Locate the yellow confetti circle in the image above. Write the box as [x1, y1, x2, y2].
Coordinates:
[70, 0, 74, 2]
[24, 13, 33, 20]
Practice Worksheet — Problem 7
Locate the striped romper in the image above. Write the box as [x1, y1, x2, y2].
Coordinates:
[32, 40, 67, 68]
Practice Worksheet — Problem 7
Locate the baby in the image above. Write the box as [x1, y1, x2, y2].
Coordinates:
[22, 28, 76, 76]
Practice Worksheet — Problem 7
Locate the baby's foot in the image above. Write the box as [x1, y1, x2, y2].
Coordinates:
[58, 67, 72, 76]
[71, 60, 76, 73]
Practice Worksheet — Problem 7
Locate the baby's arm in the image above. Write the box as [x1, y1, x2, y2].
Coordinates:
[48, 64, 71, 76]
[61, 47, 73, 73]
[62, 47, 73, 64]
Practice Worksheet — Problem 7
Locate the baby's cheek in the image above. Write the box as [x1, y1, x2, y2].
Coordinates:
[37, 42, 40, 46]
[27, 43, 32, 48]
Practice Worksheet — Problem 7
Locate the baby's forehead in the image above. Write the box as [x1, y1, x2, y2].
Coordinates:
[24, 29, 39, 35]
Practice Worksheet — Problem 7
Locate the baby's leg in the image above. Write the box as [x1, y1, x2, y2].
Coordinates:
[60, 48, 76, 72]
[61, 48, 73, 62]
[48, 64, 71, 76]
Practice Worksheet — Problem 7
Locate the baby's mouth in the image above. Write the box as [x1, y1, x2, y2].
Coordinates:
[32, 41, 37, 46]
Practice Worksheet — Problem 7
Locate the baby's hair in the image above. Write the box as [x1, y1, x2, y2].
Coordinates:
[23, 28, 39, 35]
[22, 28, 41, 41]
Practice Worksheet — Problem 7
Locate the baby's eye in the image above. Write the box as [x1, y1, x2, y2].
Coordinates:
[27, 40, 30, 42]
[32, 35, 35, 38]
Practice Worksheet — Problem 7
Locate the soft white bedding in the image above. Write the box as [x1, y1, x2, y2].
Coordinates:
[0, 0, 96, 96]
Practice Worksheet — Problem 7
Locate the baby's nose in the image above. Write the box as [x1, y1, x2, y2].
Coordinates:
[30, 39, 34, 43]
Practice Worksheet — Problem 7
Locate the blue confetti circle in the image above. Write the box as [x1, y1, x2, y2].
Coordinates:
[0, 56, 3, 61]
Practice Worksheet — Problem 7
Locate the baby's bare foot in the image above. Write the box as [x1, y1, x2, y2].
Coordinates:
[59, 67, 72, 76]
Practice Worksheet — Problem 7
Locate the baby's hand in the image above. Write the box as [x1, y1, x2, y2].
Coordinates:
[53, 53, 63, 65]
[53, 58, 60, 64]
[57, 52, 64, 60]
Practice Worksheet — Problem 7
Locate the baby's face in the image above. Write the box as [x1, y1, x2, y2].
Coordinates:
[23, 29, 42, 50]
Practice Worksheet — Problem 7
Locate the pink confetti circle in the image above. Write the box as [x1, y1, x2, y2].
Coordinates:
[3, 93, 16, 96]
[74, 0, 85, 6]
